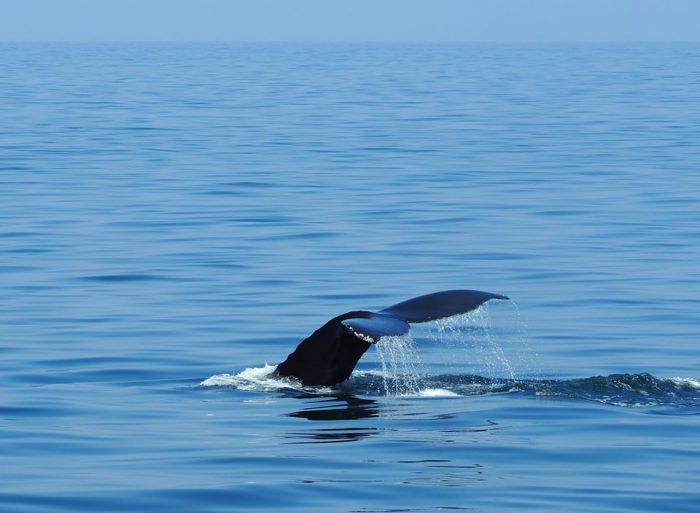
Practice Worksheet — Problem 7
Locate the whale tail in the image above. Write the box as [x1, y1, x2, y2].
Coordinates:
[274, 289, 509, 387]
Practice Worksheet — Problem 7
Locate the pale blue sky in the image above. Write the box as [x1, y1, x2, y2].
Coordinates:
[1, 0, 698, 43]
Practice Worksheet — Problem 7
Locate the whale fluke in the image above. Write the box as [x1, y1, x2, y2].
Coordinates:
[381, 289, 509, 323]
[273, 289, 509, 387]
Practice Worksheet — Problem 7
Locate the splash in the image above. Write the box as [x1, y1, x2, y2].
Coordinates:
[417, 388, 461, 398]
[447, 308, 516, 380]
[374, 333, 424, 396]
[369, 302, 530, 396]
[418, 302, 536, 381]
[201, 364, 315, 392]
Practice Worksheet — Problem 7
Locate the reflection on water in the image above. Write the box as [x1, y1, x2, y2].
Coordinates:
[288, 395, 379, 421]
[285, 395, 380, 443]
[283, 427, 379, 444]
[281, 390, 510, 445]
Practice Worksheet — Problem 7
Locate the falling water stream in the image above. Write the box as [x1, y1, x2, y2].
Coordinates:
[373, 303, 531, 396]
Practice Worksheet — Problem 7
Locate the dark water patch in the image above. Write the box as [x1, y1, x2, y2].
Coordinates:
[118, 126, 179, 132]
[452, 251, 531, 261]
[0, 493, 158, 513]
[408, 215, 478, 225]
[1, 247, 54, 254]
[218, 180, 280, 189]
[0, 165, 32, 172]
[0, 404, 88, 419]
[1, 231, 47, 238]
[106, 219, 212, 229]
[261, 231, 339, 241]
[77, 273, 176, 283]
[227, 215, 298, 225]
[198, 189, 250, 197]
[241, 278, 297, 287]
[534, 209, 594, 217]
[0, 265, 40, 272]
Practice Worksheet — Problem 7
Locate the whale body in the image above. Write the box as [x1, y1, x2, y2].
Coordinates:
[274, 289, 508, 387]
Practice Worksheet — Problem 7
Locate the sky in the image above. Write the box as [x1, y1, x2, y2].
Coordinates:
[1, 0, 699, 43]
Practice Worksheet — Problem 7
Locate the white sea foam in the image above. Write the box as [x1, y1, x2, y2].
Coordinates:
[200, 364, 338, 393]
[416, 388, 461, 398]
[201, 364, 286, 391]
[670, 377, 700, 389]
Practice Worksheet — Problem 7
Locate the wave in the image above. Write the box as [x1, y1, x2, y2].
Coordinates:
[201, 367, 700, 409]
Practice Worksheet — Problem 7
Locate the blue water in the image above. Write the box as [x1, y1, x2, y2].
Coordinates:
[1, 43, 699, 512]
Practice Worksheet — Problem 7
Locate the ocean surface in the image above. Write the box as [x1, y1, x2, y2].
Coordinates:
[1, 43, 699, 512]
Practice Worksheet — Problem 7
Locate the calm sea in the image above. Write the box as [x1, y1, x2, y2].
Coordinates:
[1, 43, 699, 512]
